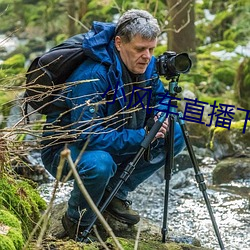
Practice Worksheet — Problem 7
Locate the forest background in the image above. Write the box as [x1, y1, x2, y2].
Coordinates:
[0, 1, 249, 249]
[0, 0, 250, 124]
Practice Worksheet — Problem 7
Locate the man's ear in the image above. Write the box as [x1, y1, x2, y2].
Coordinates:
[115, 36, 122, 51]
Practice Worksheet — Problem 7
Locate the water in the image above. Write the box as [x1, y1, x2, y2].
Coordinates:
[38, 157, 250, 250]
[129, 158, 250, 250]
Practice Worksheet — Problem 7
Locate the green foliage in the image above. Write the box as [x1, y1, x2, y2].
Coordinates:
[192, 40, 241, 97]
[0, 54, 26, 84]
[213, 67, 235, 86]
[198, 92, 229, 105]
[234, 57, 250, 109]
[0, 0, 249, 121]
[154, 44, 167, 57]
[196, 0, 250, 47]
[209, 10, 234, 42]
[1, 54, 25, 69]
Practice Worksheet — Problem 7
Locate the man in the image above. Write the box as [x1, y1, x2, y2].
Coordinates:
[41, 9, 185, 241]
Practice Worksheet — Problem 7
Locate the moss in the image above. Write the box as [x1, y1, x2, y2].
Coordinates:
[208, 126, 228, 151]
[7, 228, 24, 249]
[0, 235, 16, 250]
[208, 120, 250, 152]
[0, 209, 24, 249]
[0, 174, 47, 239]
[231, 120, 246, 129]
[212, 120, 249, 132]
[105, 237, 207, 250]
[0, 209, 21, 229]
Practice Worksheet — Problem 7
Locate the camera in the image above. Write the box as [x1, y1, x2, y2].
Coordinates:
[156, 51, 192, 79]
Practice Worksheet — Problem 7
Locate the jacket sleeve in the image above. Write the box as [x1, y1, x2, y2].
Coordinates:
[65, 61, 146, 156]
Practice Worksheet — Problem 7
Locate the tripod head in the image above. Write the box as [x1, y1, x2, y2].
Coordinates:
[168, 76, 182, 97]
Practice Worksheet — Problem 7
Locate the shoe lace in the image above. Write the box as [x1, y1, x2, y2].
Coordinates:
[123, 199, 132, 209]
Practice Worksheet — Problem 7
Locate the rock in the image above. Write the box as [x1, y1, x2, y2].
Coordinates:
[209, 121, 250, 160]
[43, 201, 212, 250]
[185, 122, 211, 148]
[170, 168, 193, 189]
[213, 156, 250, 184]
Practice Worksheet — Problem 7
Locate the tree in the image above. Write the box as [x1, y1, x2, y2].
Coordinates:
[166, 0, 196, 62]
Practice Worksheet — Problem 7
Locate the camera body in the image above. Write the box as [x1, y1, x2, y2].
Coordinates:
[156, 51, 192, 79]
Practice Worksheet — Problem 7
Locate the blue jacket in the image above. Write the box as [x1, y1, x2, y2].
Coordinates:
[44, 21, 167, 156]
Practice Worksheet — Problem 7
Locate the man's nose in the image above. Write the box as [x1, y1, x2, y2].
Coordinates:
[142, 49, 151, 59]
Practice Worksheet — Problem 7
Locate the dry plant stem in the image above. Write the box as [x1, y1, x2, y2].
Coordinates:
[64, 137, 90, 182]
[93, 225, 109, 250]
[22, 155, 65, 249]
[134, 220, 142, 250]
[68, 14, 89, 31]
[62, 148, 124, 250]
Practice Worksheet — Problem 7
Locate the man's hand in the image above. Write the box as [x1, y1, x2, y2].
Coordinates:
[154, 113, 169, 139]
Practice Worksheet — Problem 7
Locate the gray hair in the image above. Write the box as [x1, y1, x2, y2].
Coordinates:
[115, 9, 160, 43]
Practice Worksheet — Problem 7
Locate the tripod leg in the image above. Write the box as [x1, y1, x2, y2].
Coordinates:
[162, 114, 175, 243]
[177, 114, 225, 250]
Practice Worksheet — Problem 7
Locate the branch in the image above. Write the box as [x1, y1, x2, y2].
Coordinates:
[61, 148, 124, 250]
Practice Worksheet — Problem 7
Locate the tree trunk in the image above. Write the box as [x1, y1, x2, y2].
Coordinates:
[167, 0, 196, 62]
[67, 0, 76, 36]
[78, 0, 88, 20]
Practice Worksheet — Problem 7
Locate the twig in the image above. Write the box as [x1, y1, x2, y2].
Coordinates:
[93, 225, 109, 250]
[134, 219, 142, 250]
[61, 148, 124, 250]
[68, 14, 89, 31]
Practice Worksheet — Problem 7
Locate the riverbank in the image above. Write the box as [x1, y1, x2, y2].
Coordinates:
[38, 154, 250, 250]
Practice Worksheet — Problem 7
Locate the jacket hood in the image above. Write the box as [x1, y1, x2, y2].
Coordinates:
[82, 21, 116, 65]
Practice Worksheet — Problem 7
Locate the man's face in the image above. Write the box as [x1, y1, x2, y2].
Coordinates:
[115, 35, 157, 74]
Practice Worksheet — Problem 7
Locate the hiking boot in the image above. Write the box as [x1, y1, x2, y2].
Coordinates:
[105, 196, 140, 225]
[61, 213, 97, 243]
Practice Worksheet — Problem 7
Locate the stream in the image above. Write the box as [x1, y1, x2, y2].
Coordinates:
[38, 154, 250, 250]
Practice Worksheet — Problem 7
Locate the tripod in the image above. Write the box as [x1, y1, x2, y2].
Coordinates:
[161, 77, 225, 249]
[82, 77, 225, 250]
[81, 107, 167, 241]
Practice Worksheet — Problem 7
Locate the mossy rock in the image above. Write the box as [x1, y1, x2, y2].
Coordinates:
[209, 121, 250, 160]
[43, 202, 211, 250]
[0, 174, 47, 239]
[106, 237, 210, 250]
[0, 209, 24, 250]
